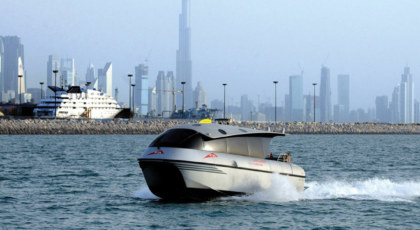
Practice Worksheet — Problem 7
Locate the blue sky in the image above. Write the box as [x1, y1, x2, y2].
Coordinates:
[1, 0, 420, 109]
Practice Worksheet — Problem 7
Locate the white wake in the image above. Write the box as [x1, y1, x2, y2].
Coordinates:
[232, 176, 420, 203]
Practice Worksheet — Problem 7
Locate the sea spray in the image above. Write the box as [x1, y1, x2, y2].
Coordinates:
[132, 186, 159, 200]
[225, 177, 420, 203]
[228, 174, 300, 203]
[302, 178, 420, 202]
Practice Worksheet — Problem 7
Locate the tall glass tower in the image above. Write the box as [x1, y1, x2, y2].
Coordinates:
[289, 74, 304, 121]
[337, 74, 350, 121]
[135, 64, 149, 116]
[400, 67, 414, 123]
[2, 36, 25, 102]
[176, 0, 193, 110]
[320, 66, 331, 122]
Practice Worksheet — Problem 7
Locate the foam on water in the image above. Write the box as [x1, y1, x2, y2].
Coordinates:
[232, 176, 420, 203]
[132, 186, 159, 200]
[303, 178, 420, 202]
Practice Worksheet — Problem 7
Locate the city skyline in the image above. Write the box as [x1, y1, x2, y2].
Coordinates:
[1, 1, 420, 111]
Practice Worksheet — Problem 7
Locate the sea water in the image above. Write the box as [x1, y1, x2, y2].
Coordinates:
[1, 135, 419, 229]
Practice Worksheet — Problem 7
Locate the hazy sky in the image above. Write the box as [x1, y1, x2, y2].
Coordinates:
[1, 0, 420, 110]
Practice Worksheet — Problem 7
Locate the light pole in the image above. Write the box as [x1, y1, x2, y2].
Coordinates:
[18, 75, 23, 104]
[312, 83, 317, 122]
[223, 83, 227, 119]
[132, 84, 136, 118]
[40, 82, 44, 100]
[181, 81, 186, 118]
[128, 74, 133, 115]
[53, 70, 59, 116]
[273, 81, 278, 123]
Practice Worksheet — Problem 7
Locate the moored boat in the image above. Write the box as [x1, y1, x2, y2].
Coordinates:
[33, 86, 122, 119]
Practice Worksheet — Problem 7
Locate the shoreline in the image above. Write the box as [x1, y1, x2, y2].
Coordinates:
[1, 118, 420, 135]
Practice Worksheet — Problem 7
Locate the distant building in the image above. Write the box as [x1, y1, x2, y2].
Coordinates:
[85, 63, 95, 88]
[135, 64, 149, 116]
[399, 67, 414, 123]
[390, 85, 400, 123]
[210, 99, 223, 118]
[176, 0, 193, 109]
[61, 58, 76, 88]
[240, 94, 255, 121]
[1, 36, 25, 103]
[337, 74, 350, 121]
[193, 81, 206, 109]
[46, 55, 60, 96]
[148, 87, 157, 117]
[375, 96, 389, 123]
[98, 62, 112, 96]
[27, 88, 41, 104]
[333, 104, 345, 123]
[414, 100, 419, 123]
[156, 71, 175, 117]
[320, 66, 331, 122]
[289, 74, 303, 121]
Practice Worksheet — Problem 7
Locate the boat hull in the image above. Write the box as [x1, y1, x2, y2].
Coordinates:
[138, 147, 305, 201]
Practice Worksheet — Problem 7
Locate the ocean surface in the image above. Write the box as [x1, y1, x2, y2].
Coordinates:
[1, 134, 419, 229]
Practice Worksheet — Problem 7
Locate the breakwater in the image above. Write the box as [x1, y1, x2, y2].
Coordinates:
[1, 118, 420, 135]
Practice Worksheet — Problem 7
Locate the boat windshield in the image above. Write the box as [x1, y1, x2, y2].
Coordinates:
[149, 129, 204, 149]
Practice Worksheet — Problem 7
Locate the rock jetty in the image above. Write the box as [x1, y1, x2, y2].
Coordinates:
[0, 118, 420, 135]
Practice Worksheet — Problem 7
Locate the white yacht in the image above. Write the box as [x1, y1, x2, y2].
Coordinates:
[34, 86, 122, 119]
[138, 122, 306, 201]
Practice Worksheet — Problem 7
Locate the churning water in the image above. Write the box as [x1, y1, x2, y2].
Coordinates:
[1, 134, 419, 229]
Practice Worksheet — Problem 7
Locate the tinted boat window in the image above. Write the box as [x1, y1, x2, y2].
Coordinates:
[150, 129, 204, 149]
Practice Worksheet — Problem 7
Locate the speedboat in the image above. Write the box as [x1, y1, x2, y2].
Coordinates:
[137, 122, 305, 201]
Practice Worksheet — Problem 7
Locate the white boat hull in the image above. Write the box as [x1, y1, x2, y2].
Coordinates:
[138, 147, 305, 200]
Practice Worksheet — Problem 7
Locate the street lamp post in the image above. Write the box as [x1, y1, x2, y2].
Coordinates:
[18, 75, 23, 104]
[312, 83, 317, 122]
[40, 82, 44, 100]
[223, 83, 227, 119]
[273, 81, 278, 123]
[181, 81, 186, 118]
[53, 70, 59, 117]
[132, 84, 136, 118]
[128, 74, 133, 116]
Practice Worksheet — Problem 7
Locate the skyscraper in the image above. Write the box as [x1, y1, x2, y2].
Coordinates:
[98, 62, 112, 96]
[60, 58, 76, 88]
[289, 74, 304, 121]
[320, 66, 331, 122]
[156, 71, 175, 117]
[337, 74, 350, 121]
[375, 96, 389, 123]
[193, 81, 206, 108]
[46, 55, 60, 96]
[390, 85, 400, 123]
[400, 67, 414, 123]
[176, 0, 193, 110]
[135, 64, 149, 116]
[1, 36, 25, 102]
[85, 63, 95, 87]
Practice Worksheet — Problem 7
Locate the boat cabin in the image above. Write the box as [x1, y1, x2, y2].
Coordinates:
[149, 123, 284, 159]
